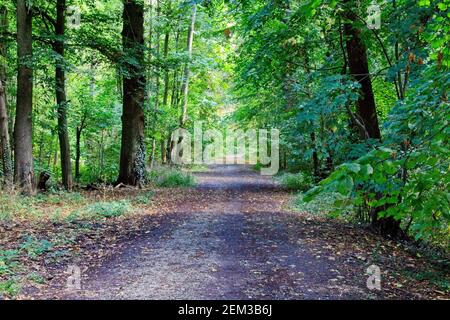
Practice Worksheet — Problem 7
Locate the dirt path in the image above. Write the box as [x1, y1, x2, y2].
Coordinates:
[62, 165, 384, 300]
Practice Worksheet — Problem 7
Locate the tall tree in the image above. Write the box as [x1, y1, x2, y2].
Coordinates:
[0, 6, 12, 188]
[0, 80, 12, 188]
[343, 2, 381, 140]
[54, 0, 73, 190]
[15, 0, 34, 193]
[343, 1, 399, 236]
[179, 3, 197, 127]
[162, 30, 170, 107]
[118, 0, 147, 186]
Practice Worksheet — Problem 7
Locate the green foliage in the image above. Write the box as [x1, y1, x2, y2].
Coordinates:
[294, 192, 354, 219]
[150, 168, 196, 188]
[20, 236, 53, 258]
[278, 172, 313, 191]
[0, 249, 19, 277]
[0, 279, 21, 297]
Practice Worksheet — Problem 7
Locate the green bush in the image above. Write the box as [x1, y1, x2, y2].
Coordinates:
[294, 192, 354, 219]
[278, 172, 313, 191]
[150, 168, 196, 188]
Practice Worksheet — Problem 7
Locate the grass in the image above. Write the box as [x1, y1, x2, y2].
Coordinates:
[133, 191, 155, 205]
[0, 249, 20, 277]
[68, 200, 131, 220]
[0, 279, 21, 297]
[0, 190, 87, 222]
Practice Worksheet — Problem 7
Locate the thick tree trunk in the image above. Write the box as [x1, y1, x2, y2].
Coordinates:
[118, 0, 146, 187]
[0, 80, 12, 187]
[179, 4, 197, 127]
[54, 0, 72, 190]
[14, 0, 34, 193]
[343, 1, 399, 237]
[343, 4, 381, 140]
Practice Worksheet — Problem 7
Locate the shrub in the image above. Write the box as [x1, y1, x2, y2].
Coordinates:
[294, 192, 354, 219]
[278, 172, 313, 191]
[150, 168, 196, 188]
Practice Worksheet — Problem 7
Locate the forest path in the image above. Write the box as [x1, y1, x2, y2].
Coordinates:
[68, 165, 375, 300]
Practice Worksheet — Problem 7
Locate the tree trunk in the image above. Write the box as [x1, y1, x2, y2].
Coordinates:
[179, 4, 197, 127]
[0, 7, 12, 189]
[14, 0, 34, 193]
[75, 126, 81, 181]
[343, 3, 381, 140]
[0, 5, 7, 88]
[54, 0, 72, 190]
[162, 31, 170, 106]
[154, 0, 161, 110]
[170, 32, 180, 108]
[118, 0, 146, 187]
[160, 139, 166, 164]
[343, 1, 399, 237]
[0, 80, 12, 187]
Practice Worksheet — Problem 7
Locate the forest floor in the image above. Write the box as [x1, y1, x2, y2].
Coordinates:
[1, 165, 449, 299]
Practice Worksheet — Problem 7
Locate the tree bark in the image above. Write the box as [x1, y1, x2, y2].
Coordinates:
[54, 0, 73, 190]
[170, 31, 180, 108]
[118, 0, 146, 186]
[0, 7, 12, 188]
[14, 0, 34, 193]
[343, 3, 381, 140]
[154, 0, 161, 110]
[162, 31, 170, 106]
[0, 80, 12, 187]
[179, 4, 197, 127]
